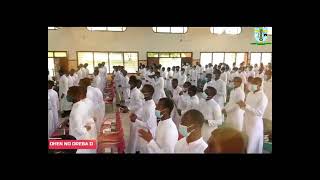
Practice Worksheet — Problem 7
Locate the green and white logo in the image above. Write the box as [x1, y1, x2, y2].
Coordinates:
[251, 27, 272, 45]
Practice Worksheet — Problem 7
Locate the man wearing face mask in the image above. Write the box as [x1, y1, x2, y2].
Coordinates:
[170, 79, 183, 129]
[68, 86, 97, 153]
[222, 77, 245, 132]
[152, 71, 166, 104]
[237, 77, 268, 153]
[199, 86, 222, 142]
[126, 76, 145, 153]
[263, 70, 272, 132]
[175, 109, 208, 153]
[129, 84, 157, 153]
[184, 85, 199, 115]
[139, 98, 178, 153]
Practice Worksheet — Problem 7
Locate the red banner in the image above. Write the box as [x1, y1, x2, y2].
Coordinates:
[48, 140, 97, 149]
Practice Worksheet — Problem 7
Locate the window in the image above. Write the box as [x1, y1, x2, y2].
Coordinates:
[87, 27, 127, 32]
[200, 53, 212, 66]
[109, 53, 124, 69]
[124, 53, 138, 73]
[181, 52, 192, 57]
[250, 52, 272, 66]
[159, 53, 170, 57]
[210, 27, 242, 35]
[77, 51, 138, 74]
[159, 58, 181, 69]
[78, 52, 94, 74]
[48, 51, 67, 77]
[224, 53, 236, 68]
[152, 27, 188, 33]
[236, 53, 245, 67]
[48, 27, 59, 30]
[212, 53, 224, 65]
[94, 52, 109, 73]
[261, 53, 272, 65]
[250, 53, 262, 66]
[147, 52, 159, 57]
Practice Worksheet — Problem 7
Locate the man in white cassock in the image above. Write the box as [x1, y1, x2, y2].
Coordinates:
[198, 86, 222, 142]
[138, 98, 178, 153]
[183, 85, 199, 115]
[211, 70, 227, 115]
[190, 66, 198, 86]
[152, 71, 166, 104]
[129, 84, 157, 153]
[59, 69, 72, 117]
[170, 79, 183, 129]
[263, 70, 272, 132]
[68, 86, 97, 154]
[222, 77, 245, 132]
[126, 77, 144, 153]
[48, 80, 59, 131]
[175, 109, 208, 153]
[120, 70, 130, 106]
[237, 77, 268, 153]
[178, 68, 187, 87]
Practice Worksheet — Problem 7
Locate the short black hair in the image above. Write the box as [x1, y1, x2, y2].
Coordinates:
[206, 86, 217, 96]
[184, 81, 191, 87]
[48, 80, 54, 88]
[183, 109, 205, 127]
[172, 78, 178, 83]
[158, 98, 174, 115]
[129, 75, 137, 81]
[143, 84, 154, 95]
[189, 85, 197, 93]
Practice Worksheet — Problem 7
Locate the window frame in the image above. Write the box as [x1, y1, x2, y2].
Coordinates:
[152, 27, 188, 34]
[200, 52, 248, 67]
[249, 52, 272, 65]
[86, 27, 127, 32]
[48, 51, 68, 77]
[76, 51, 139, 74]
[209, 27, 242, 35]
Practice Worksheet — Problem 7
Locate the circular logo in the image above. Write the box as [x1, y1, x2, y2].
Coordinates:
[254, 27, 268, 43]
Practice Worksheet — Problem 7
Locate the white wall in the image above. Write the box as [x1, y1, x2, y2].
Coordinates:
[48, 27, 272, 60]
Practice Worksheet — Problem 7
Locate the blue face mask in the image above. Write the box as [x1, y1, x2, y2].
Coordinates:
[66, 95, 73, 103]
[155, 109, 164, 118]
[179, 124, 194, 137]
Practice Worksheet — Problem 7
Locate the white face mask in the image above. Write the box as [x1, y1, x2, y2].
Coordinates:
[202, 92, 208, 99]
[251, 84, 258, 92]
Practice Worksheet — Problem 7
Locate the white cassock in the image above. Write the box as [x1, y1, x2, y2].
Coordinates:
[115, 71, 122, 97]
[48, 88, 59, 130]
[161, 70, 168, 88]
[243, 90, 268, 154]
[190, 69, 197, 86]
[92, 75, 103, 93]
[85, 68, 90, 77]
[239, 72, 247, 92]
[121, 75, 130, 106]
[224, 86, 245, 131]
[59, 75, 72, 111]
[99, 68, 105, 89]
[134, 99, 157, 153]
[263, 78, 272, 121]
[144, 118, 178, 153]
[77, 69, 83, 80]
[178, 73, 187, 87]
[86, 86, 105, 133]
[170, 86, 183, 129]
[196, 66, 202, 80]
[177, 92, 190, 117]
[126, 87, 144, 153]
[67, 75, 74, 88]
[48, 95, 55, 138]
[72, 74, 79, 86]
[220, 72, 228, 84]
[173, 71, 179, 80]
[210, 79, 227, 113]
[183, 95, 200, 115]
[69, 98, 97, 153]
[174, 137, 208, 153]
[247, 70, 255, 78]
[254, 67, 259, 76]
[198, 98, 222, 142]
[152, 77, 166, 104]
[166, 70, 173, 91]
[81, 67, 86, 78]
